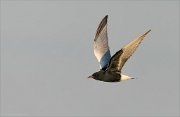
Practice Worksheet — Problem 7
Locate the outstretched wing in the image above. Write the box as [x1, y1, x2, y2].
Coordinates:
[93, 15, 111, 69]
[106, 30, 151, 72]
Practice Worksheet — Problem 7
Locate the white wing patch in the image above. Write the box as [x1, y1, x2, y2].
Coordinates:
[93, 15, 111, 68]
[94, 25, 109, 62]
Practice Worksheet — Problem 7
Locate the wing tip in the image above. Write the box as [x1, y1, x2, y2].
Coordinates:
[100, 15, 108, 27]
[143, 29, 151, 36]
[94, 15, 109, 41]
[104, 15, 108, 21]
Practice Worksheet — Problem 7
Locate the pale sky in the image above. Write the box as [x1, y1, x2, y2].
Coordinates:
[1, 1, 179, 116]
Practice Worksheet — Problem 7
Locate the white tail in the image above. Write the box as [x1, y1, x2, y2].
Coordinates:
[121, 74, 134, 81]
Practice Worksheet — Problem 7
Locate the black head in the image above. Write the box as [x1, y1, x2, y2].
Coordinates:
[88, 72, 98, 79]
[88, 70, 105, 80]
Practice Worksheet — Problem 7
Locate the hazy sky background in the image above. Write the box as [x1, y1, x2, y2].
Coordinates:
[1, 0, 179, 116]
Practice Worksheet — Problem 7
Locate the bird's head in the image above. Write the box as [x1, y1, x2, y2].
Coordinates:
[88, 70, 105, 80]
[88, 72, 98, 79]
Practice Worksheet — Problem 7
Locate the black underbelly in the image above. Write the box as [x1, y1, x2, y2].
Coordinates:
[102, 72, 121, 82]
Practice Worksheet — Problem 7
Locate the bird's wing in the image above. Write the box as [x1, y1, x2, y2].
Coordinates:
[106, 30, 151, 72]
[93, 15, 111, 69]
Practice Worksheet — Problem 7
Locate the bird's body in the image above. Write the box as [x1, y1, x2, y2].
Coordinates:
[88, 15, 151, 82]
[92, 70, 134, 82]
[92, 70, 121, 82]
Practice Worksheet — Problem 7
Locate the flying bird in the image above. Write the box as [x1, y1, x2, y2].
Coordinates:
[88, 15, 151, 82]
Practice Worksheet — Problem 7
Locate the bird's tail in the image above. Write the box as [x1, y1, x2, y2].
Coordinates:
[121, 74, 134, 81]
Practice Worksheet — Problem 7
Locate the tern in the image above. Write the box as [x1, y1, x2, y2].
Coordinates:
[88, 15, 151, 82]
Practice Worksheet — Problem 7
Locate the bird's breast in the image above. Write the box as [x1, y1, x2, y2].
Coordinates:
[103, 71, 121, 82]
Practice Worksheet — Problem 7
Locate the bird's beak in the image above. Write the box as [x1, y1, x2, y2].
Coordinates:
[88, 76, 94, 79]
